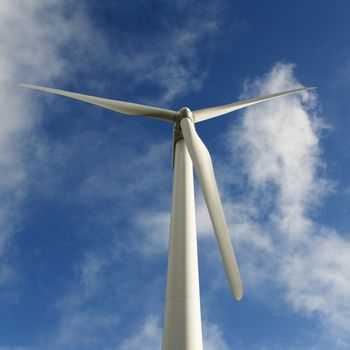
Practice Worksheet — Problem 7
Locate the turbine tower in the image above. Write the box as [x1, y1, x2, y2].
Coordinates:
[21, 83, 314, 350]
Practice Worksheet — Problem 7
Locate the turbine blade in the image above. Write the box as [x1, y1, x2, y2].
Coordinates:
[20, 84, 177, 122]
[180, 117, 243, 300]
[193, 86, 316, 123]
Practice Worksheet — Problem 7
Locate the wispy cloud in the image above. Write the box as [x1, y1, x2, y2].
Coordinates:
[135, 210, 170, 255]
[202, 322, 230, 350]
[119, 316, 161, 350]
[48, 309, 120, 350]
[118, 315, 230, 350]
[109, 1, 224, 104]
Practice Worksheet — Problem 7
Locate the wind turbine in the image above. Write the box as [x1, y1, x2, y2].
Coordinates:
[21, 83, 314, 350]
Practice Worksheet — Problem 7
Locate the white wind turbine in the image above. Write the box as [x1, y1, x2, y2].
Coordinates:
[21, 83, 314, 350]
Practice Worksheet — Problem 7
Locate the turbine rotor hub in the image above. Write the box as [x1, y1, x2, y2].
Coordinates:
[172, 107, 194, 167]
[174, 107, 193, 132]
[178, 107, 194, 122]
[173, 107, 194, 141]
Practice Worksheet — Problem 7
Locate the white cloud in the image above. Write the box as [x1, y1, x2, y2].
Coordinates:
[223, 63, 350, 343]
[232, 63, 327, 239]
[280, 229, 350, 333]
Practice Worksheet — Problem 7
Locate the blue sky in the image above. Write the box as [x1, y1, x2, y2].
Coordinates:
[0, 1, 350, 349]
